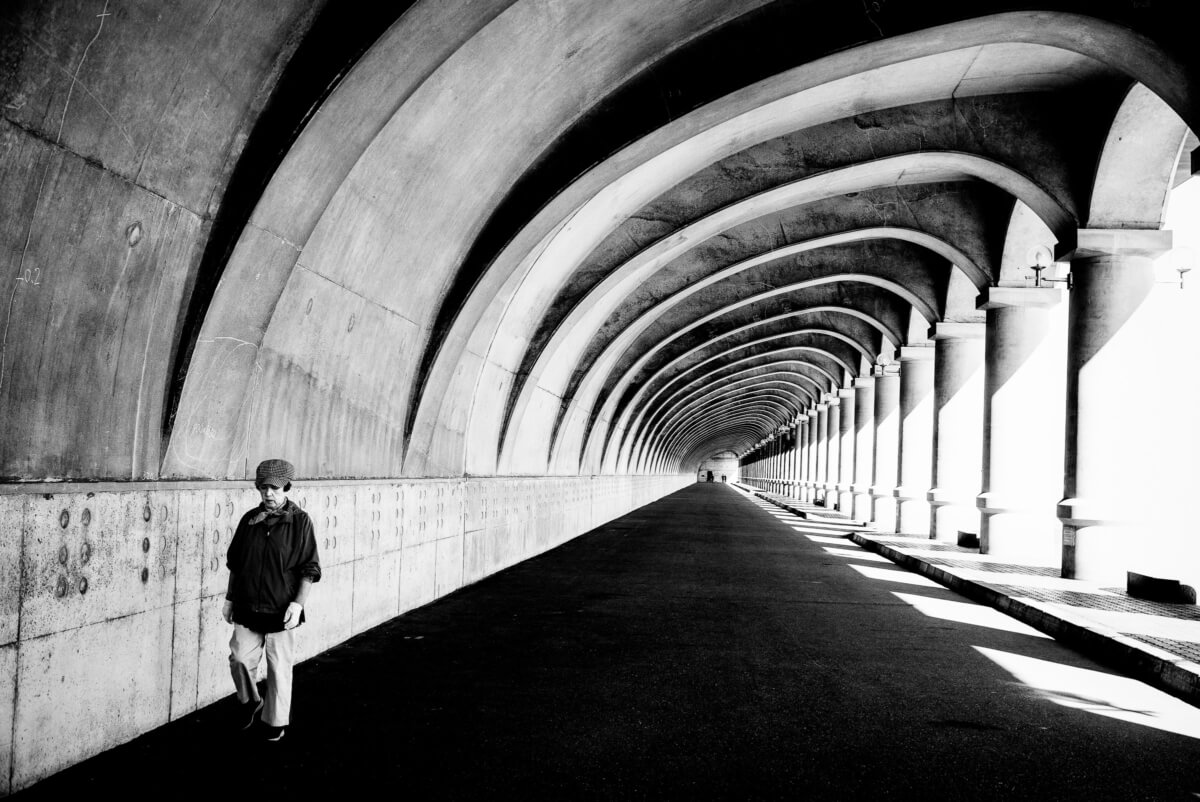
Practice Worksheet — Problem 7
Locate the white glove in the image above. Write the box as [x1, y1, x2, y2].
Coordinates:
[222, 599, 234, 624]
[283, 601, 303, 630]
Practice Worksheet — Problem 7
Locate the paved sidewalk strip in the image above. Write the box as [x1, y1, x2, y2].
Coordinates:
[745, 486, 1200, 709]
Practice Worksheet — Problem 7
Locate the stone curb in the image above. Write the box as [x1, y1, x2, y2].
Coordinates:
[750, 489, 1200, 710]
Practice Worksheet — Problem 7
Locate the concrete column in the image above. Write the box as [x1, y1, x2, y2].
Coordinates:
[895, 346, 935, 535]
[760, 441, 769, 489]
[824, 396, 841, 509]
[870, 367, 901, 531]
[928, 322, 986, 542]
[770, 438, 778, 491]
[787, 425, 796, 494]
[779, 430, 787, 494]
[815, 403, 829, 504]
[792, 424, 802, 498]
[768, 438, 776, 491]
[778, 430, 788, 494]
[792, 422, 804, 496]
[837, 387, 856, 513]
[851, 377, 875, 522]
[782, 429, 793, 496]
[806, 409, 819, 502]
[976, 287, 1067, 565]
[795, 419, 807, 498]
[1059, 229, 1176, 585]
[770, 437, 780, 492]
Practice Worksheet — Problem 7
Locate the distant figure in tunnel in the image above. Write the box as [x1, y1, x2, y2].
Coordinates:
[223, 458, 322, 742]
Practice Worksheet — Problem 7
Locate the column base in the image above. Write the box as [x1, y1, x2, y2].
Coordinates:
[928, 488, 979, 543]
[979, 511, 1061, 568]
[848, 493, 870, 523]
[894, 485, 931, 537]
[870, 496, 896, 532]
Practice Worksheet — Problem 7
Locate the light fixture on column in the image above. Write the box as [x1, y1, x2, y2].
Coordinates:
[1028, 245, 1071, 289]
[1158, 246, 1194, 289]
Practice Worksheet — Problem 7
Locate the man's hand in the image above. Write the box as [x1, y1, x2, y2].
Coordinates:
[283, 601, 303, 630]
[222, 599, 234, 624]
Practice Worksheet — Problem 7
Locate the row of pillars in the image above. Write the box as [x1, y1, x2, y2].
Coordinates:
[739, 229, 1195, 590]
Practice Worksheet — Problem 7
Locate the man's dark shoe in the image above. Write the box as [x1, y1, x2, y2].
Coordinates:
[262, 724, 286, 742]
[241, 699, 263, 730]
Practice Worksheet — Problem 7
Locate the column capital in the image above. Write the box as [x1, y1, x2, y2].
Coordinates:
[1064, 228, 1173, 261]
[898, 345, 935, 362]
[837, 387, 855, 399]
[853, 376, 874, 389]
[928, 321, 985, 341]
[825, 395, 840, 407]
[873, 363, 901, 378]
[977, 286, 1065, 310]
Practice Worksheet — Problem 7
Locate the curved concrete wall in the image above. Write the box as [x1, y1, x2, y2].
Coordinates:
[0, 1, 322, 480]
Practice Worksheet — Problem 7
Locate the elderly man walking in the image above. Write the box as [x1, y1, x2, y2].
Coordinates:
[223, 458, 322, 742]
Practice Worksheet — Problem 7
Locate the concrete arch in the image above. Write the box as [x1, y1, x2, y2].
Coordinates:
[501, 153, 1063, 476]
[559, 275, 923, 475]
[629, 339, 864, 465]
[559, 229, 960, 464]
[681, 436, 761, 473]
[667, 391, 806, 441]
[665, 378, 819, 421]
[606, 307, 894, 469]
[653, 384, 814, 457]
[655, 374, 823, 434]
[657, 401, 797, 472]
[667, 420, 799, 474]
[607, 319, 889, 470]
[1089, 83, 1191, 230]
[411, 13, 1176, 479]
[628, 355, 847, 473]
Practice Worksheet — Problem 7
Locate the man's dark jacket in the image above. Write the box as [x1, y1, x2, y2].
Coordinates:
[226, 499, 321, 633]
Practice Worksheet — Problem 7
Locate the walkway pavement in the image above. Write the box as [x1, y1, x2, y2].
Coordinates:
[746, 485, 1200, 709]
[13, 483, 1200, 799]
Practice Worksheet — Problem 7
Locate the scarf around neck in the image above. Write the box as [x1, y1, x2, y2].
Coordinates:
[248, 499, 294, 527]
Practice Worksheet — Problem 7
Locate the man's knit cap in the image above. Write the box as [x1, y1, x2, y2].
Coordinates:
[255, 458, 294, 488]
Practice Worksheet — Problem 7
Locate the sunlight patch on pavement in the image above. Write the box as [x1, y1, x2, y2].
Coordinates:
[847, 563, 941, 587]
[804, 534, 853, 545]
[892, 592, 1050, 638]
[791, 523, 855, 534]
[975, 646, 1200, 740]
[823, 546, 891, 563]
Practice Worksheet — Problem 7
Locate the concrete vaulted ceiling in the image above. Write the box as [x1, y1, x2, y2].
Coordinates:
[1, 1, 1196, 481]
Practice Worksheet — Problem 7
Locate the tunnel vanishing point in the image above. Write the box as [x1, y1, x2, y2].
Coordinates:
[3, 0, 1200, 793]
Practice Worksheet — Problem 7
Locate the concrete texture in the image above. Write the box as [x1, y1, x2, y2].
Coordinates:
[11, 483, 1200, 799]
[4, 1, 1200, 792]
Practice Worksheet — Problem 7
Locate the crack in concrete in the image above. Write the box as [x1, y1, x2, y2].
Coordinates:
[56, 0, 111, 145]
[0, 158, 53, 400]
[3, 17, 135, 151]
[860, 0, 886, 38]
